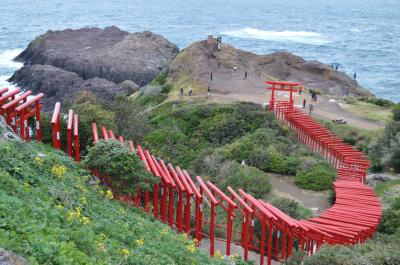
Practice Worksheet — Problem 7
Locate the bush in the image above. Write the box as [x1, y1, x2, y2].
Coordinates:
[70, 96, 117, 153]
[270, 196, 313, 219]
[343, 135, 357, 146]
[369, 121, 400, 172]
[294, 164, 336, 191]
[378, 197, 400, 234]
[392, 104, 400, 121]
[223, 163, 271, 198]
[85, 140, 158, 194]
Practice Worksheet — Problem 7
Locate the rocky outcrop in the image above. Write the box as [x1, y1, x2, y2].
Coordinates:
[0, 249, 27, 265]
[9, 65, 139, 110]
[0, 117, 19, 144]
[9, 26, 179, 109]
[168, 39, 373, 97]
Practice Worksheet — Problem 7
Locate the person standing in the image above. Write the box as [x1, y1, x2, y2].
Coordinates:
[244, 71, 247, 79]
[189, 87, 193, 96]
[210, 72, 213, 81]
[309, 103, 314, 116]
[207, 86, 211, 96]
[303, 99, 306, 109]
[354, 72, 357, 79]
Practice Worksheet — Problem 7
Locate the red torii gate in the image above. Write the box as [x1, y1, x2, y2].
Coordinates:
[15, 93, 43, 141]
[266, 81, 301, 111]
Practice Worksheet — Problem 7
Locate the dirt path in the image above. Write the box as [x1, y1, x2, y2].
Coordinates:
[269, 174, 330, 214]
[200, 71, 383, 131]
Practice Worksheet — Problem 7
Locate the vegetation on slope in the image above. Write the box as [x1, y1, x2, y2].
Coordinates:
[0, 140, 240, 265]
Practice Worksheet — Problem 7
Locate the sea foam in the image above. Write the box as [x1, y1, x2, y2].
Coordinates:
[0, 49, 23, 69]
[222, 27, 330, 45]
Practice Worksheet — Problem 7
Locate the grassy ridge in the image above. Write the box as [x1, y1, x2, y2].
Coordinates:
[0, 140, 241, 265]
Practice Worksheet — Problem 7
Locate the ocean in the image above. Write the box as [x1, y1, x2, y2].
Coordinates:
[0, 0, 399, 101]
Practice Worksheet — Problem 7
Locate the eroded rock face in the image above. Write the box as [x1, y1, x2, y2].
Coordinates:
[0, 117, 19, 144]
[9, 26, 179, 109]
[9, 65, 139, 111]
[168, 40, 373, 97]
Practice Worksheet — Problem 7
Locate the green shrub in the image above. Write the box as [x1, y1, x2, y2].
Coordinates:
[286, 232, 400, 265]
[392, 104, 400, 121]
[294, 165, 336, 191]
[343, 135, 357, 146]
[85, 140, 158, 194]
[71, 101, 117, 153]
[223, 163, 271, 198]
[378, 197, 400, 234]
[270, 196, 313, 219]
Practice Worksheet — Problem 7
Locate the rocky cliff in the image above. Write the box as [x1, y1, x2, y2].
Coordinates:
[168, 39, 373, 97]
[9, 26, 179, 110]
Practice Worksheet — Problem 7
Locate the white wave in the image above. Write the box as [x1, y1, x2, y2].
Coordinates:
[0, 75, 18, 92]
[222, 27, 330, 45]
[0, 49, 23, 69]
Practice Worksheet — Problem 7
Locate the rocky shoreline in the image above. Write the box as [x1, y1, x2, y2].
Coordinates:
[9, 26, 373, 110]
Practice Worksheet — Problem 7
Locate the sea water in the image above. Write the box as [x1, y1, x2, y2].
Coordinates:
[0, 0, 399, 100]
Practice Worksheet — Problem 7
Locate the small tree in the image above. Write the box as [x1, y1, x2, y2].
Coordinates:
[85, 140, 159, 194]
[392, 103, 400, 121]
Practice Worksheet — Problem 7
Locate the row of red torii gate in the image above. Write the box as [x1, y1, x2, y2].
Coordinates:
[0, 81, 381, 265]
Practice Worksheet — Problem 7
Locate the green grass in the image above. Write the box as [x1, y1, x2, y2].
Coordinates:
[0, 140, 237, 265]
[317, 118, 377, 152]
[375, 179, 400, 196]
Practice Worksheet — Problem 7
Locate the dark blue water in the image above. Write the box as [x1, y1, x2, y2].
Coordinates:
[0, 0, 399, 100]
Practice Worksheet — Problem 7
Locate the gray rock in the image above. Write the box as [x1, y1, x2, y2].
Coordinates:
[169, 40, 373, 97]
[9, 64, 135, 111]
[14, 27, 179, 86]
[0, 117, 19, 144]
[140, 84, 162, 95]
[9, 27, 179, 109]
[0, 248, 27, 265]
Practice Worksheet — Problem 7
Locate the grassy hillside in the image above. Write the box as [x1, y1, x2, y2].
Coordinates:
[0, 140, 242, 265]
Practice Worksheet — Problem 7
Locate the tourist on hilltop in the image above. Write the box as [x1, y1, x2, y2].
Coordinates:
[354, 72, 357, 79]
[207, 86, 211, 96]
[180, 88, 183, 96]
[244, 71, 247, 79]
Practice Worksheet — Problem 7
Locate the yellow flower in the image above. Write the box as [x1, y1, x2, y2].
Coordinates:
[81, 196, 87, 205]
[192, 239, 199, 246]
[229, 253, 240, 262]
[97, 242, 105, 252]
[105, 190, 113, 199]
[67, 210, 76, 223]
[56, 204, 64, 209]
[99, 233, 107, 241]
[34, 156, 44, 166]
[119, 248, 130, 257]
[187, 244, 197, 253]
[51, 165, 67, 177]
[214, 250, 224, 260]
[75, 207, 82, 218]
[80, 216, 90, 225]
[160, 228, 169, 235]
[135, 239, 144, 246]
